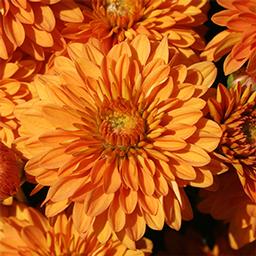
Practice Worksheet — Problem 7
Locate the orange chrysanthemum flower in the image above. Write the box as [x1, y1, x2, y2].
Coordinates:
[0, 52, 39, 147]
[0, 142, 21, 201]
[15, 35, 221, 248]
[199, 171, 256, 249]
[0, 0, 83, 60]
[64, 0, 208, 63]
[208, 83, 256, 202]
[201, 0, 256, 75]
[0, 203, 152, 255]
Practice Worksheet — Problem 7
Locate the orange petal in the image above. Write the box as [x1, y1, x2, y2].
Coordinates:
[119, 187, 138, 214]
[173, 144, 211, 167]
[131, 34, 151, 65]
[144, 203, 165, 230]
[163, 190, 181, 230]
[108, 196, 126, 232]
[86, 187, 114, 217]
[34, 5, 55, 32]
[45, 199, 69, 217]
[3, 14, 25, 46]
[73, 201, 93, 234]
[103, 161, 121, 193]
[24, 25, 53, 47]
[21, 226, 48, 252]
[153, 136, 187, 151]
[126, 210, 146, 241]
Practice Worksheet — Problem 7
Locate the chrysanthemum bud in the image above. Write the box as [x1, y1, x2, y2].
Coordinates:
[227, 69, 256, 91]
[0, 142, 21, 201]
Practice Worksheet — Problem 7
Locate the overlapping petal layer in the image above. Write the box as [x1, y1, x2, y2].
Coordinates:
[0, 203, 152, 255]
[15, 35, 221, 248]
[202, 0, 256, 75]
[0, 0, 83, 60]
[63, 0, 208, 64]
[0, 52, 40, 147]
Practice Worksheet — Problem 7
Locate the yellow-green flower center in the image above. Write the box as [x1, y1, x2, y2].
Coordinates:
[107, 112, 137, 132]
[99, 98, 144, 151]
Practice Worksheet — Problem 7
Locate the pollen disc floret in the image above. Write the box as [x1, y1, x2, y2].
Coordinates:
[15, 35, 220, 248]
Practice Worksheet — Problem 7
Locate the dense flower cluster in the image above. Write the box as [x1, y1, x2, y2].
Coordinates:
[0, 0, 255, 255]
[15, 35, 221, 248]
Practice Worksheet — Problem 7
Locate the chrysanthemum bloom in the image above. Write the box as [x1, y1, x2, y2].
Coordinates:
[0, 52, 39, 147]
[201, 0, 256, 75]
[0, 0, 83, 60]
[199, 171, 256, 249]
[63, 0, 208, 63]
[15, 35, 221, 248]
[208, 83, 256, 202]
[0, 203, 152, 255]
[0, 142, 21, 201]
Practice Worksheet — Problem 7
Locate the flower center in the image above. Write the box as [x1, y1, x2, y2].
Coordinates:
[222, 103, 256, 161]
[107, 112, 137, 131]
[99, 98, 144, 151]
[101, 0, 143, 31]
[242, 111, 256, 144]
[106, 0, 136, 16]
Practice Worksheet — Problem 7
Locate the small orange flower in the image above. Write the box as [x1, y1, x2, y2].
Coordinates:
[208, 83, 256, 202]
[201, 0, 256, 75]
[199, 171, 256, 249]
[64, 0, 208, 63]
[15, 35, 221, 248]
[0, 0, 83, 60]
[0, 142, 21, 201]
[0, 203, 152, 255]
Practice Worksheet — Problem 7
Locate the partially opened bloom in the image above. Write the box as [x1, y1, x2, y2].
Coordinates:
[64, 0, 208, 63]
[201, 0, 256, 75]
[0, 203, 152, 255]
[0, 142, 21, 201]
[0, 0, 83, 60]
[199, 171, 256, 249]
[227, 68, 256, 91]
[15, 35, 221, 248]
[208, 83, 256, 202]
